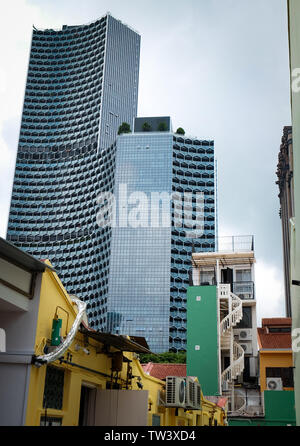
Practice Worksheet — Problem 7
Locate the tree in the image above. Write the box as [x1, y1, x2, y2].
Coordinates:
[176, 127, 185, 135]
[139, 351, 186, 364]
[142, 121, 152, 132]
[157, 122, 168, 132]
[118, 122, 131, 135]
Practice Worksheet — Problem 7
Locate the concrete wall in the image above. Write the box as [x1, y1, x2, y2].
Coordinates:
[0, 273, 42, 353]
[288, 0, 300, 426]
[0, 360, 31, 426]
[0, 273, 42, 426]
[94, 390, 148, 426]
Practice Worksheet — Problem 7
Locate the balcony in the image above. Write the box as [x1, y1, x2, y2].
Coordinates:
[192, 235, 254, 254]
[217, 235, 254, 252]
[189, 270, 255, 300]
[232, 281, 255, 300]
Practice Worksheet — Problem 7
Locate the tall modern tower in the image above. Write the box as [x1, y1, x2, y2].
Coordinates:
[6, 14, 140, 331]
[105, 117, 216, 352]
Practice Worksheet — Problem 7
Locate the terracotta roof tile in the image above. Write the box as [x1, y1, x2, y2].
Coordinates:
[257, 327, 292, 349]
[262, 318, 292, 327]
[141, 363, 186, 380]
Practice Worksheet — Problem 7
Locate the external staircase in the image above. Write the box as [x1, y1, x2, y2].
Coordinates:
[218, 284, 246, 414]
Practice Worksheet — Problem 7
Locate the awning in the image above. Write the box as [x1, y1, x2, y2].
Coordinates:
[129, 336, 150, 351]
[80, 326, 153, 354]
[192, 251, 255, 268]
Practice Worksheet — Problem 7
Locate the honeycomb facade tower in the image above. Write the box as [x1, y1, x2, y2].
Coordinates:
[6, 14, 140, 331]
[106, 117, 216, 352]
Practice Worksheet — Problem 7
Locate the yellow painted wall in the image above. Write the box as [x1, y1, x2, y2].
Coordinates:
[25, 265, 226, 426]
[259, 350, 293, 392]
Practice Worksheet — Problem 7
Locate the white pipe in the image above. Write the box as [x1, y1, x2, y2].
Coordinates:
[33, 296, 87, 366]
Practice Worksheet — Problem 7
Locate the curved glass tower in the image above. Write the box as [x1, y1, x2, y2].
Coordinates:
[7, 14, 140, 331]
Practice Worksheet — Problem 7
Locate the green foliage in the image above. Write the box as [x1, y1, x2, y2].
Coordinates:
[157, 122, 168, 132]
[142, 121, 152, 132]
[176, 127, 185, 135]
[118, 122, 131, 135]
[139, 351, 186, 364]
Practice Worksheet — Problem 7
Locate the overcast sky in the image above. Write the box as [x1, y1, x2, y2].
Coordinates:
[0, 0, 291, 324]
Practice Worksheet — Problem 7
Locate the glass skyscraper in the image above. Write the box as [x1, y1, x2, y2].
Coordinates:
[6, 15, 216, 353]
[106, 117, 216, 352]
[6, 14, 140, 331]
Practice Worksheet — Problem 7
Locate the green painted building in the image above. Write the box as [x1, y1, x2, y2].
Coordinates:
[187, 286, 219, 396]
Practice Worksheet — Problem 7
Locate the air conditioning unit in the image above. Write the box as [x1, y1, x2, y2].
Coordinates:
[235, 329, 252, 341]
[165, 376, 186, 408]
[185, 377, 201, 410]
[194, 382, 201, 410]
[185, 377, 193, 408]
[240, 343, 253, 355]
[266, 377, 283, 391]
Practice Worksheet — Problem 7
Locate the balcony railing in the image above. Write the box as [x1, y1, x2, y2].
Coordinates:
[189, 270, 255, 299]
[232, 281, 255, 300]
[216, 235, 254, 253]
[191, 235, 254, 253]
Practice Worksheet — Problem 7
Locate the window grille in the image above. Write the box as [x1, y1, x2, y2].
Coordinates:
[43, 366, 65, 410]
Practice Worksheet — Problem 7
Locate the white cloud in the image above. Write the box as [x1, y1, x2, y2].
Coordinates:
[0, 1, 63, 238]
[255, 258, 285, 325]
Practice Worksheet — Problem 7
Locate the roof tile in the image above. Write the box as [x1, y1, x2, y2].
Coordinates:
[141, 363, 186, 380]
[257, 327, 292, 349]
[262, 318, 292, 327]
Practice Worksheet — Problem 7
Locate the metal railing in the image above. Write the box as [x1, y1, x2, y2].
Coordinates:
[232, 281, 255, 300]
[220, 294, 243, 335]
[216, 235, 254, 253]
[220, 284, 245, 407]
[221, 342, 245, 383]
[191, 235, 254, 254]
[189, 269, 255, 299]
